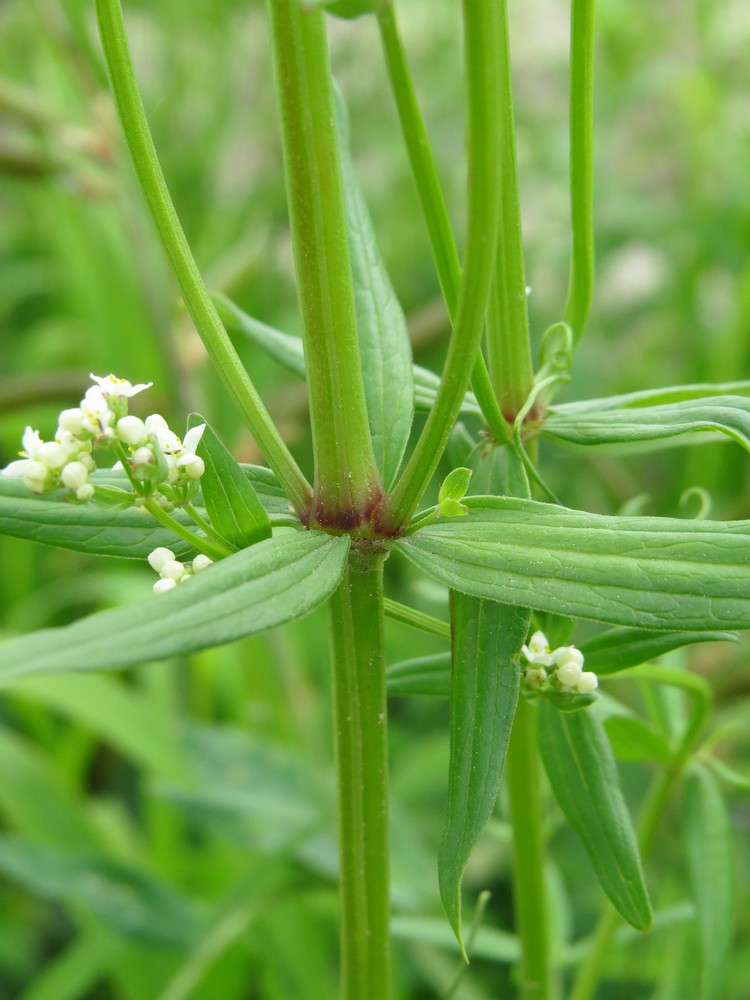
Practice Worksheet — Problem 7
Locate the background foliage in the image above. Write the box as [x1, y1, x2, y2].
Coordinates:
[1, 0, 749, 996]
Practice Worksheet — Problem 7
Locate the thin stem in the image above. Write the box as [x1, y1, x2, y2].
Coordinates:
[382, 598, 450, 640]
[94, 0, 311, 514]
[183, 503, 237, 553]
[485, 0, 535, 419]
[506, 697, 552, 1000]
[376, 2, 511, 444]
[142, 498, 229, 561]
[386, 0, 503, 529]
[328, 550, 391, 999]
[563, 0, 596, 347]
[266, 0, 381, 526]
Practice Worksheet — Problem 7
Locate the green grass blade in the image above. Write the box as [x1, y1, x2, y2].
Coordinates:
[580, 627, 738, 675]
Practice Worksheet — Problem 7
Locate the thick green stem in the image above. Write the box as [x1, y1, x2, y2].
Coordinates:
[485, 0, 535, 420]
[376, 1, 510, 444]
[94, 0, 311, 514]
[386, 0, 503, 528]
[506, 697, 552, 1000]
[328, 550, 390, 999]
[266, 0, 381, 527]
[563, 0, 595, 346]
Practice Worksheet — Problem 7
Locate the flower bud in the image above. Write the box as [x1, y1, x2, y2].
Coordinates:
[575, 672, 599, 694]
[153, 578, 177, 595]
[556, 660, 584, 690]
[58, 408, 85, 435]
[38, 441, 68, 470]
[192, 554, 214, 573]
[117, 415, 146, 446]
[182, 455, 205, 480]
[148, 547, 176, 573]
[76, 483, 95, 501]
[554, 646, 584, 669]
[23, 460, 48, 484]
[525, 667, 547, 689]
[61, 461, 90, 490]
[160, 559, 186, 582]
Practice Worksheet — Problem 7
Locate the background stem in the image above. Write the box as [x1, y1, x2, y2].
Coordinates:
[506, 697, 552, 1000]
[94, 0, 311, 514]
[327, 550, 391, 999]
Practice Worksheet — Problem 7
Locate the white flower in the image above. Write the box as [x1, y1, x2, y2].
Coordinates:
[89, 373, 153, 398]
[23, 461, 50, 493]
[575, 672, 599, 695]
[148, 547, 176, 573]
[159, 560, 187, 582]
[80, 387, 114, 437]
[192, 554, 213, 573]
[117, 415, 146, 446]
[146, 414, 182, 455]
[522, 630, 555, 667]
[37, 441, 69, 470]
[61, 461, 90, 491]
[20, 427, 44, 459]
[178, 454, 205, 479]
[2, 460, 31, 479]
[553, 646, 584, 669]
[153, 578, 177, 595]
[525, 667, 548, 689]
[58, 408, 85, 435]
[557, 659, 584, 690]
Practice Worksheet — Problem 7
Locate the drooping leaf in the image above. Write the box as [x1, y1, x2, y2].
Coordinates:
[580, 627, 739, 675]
[396, 497, 750, 630]
[551, 381, 750, 413]
[386, 652, 451, 697]
[217, 292, 481, 419]
[538, 701, 652, 930]
[683, 766, 734, 1000]
[544, 395, 750, 454]
[334, 85, 414, 487]
[0, 837, 197, 948]
[189, 414, 272, 548]
[604, 715, 673, 763]
[0, 465, 292, 559]
[0, 531, 349, 684]
[438, 594, 529, 953]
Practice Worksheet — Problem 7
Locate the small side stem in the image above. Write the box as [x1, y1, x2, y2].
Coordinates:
[506, 697, 552, 1000]
[94, 0, 311, 514]
[376, 1, 510, 444]
[142, 498, 229, 561]
[382, 597, 450, 640]
[183, 503, 237, 553]
[563, 0, 596, 346]
[328, 550, 390, 999]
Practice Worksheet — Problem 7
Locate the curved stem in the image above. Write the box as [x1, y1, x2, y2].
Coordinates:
[563, 0, 596, 347]
[328, 550, 390, 999]
[266, 0, 381, 526]
[142, 498, 229, 561]
[386, 0, 504, 528]
[506, 697, 552, 1000]
[94, 0, 311, 514]
[183, 503, 237, 553]
[382, 597, 450, 640]
[376, 2, 510, 444]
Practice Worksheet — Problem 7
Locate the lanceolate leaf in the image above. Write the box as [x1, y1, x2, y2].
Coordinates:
[550, 381, 750, 413]
[538, 701, 652, 930]
[189, 414, 272, 548]
[396, 497, 750, 631]
[335, 86, 414, 487]
[683, 767, 734, 1000]
[580, 627, 739, 676]
[439, 596, 529, 952]
[544, 395, 750, 453]
[0, 466, 293, 559]
[0, 531, 349, 685]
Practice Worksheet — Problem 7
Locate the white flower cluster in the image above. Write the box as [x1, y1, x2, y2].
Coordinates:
[148, 547, 213, 594]
[2, 374, 206, 501]
[522, 631, 598, 695]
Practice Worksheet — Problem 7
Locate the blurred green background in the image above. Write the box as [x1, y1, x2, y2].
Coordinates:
[1, 0, 749, 997]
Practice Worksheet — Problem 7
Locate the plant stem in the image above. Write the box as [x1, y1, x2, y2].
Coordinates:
[485, 0, 535, 420]
[266, 0, 381, 527]
[183, 503, 237, 553]
[382, 598, 450, 640]
[386, 0, 503, 528]
[94, 0, 311, 514]
[506, 697, 552, 1000]
[563, 0, 596, 347]
[142, 498, 230, 561]
[376, 1, 510, 445]
[328, 549, 390, 999]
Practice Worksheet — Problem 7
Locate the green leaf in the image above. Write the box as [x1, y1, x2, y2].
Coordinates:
[544, 395, 750, 454]
[0, 836, 197, 948]
[334, 85, 414, 487]
[0, 465, 292, 559]
[189, 414, 272, 548]
[0, 531, 349, 684]
[604, 715, 673, 762]
[551, 381, 750, 413]
[439, 468, 472, 503]
[386, 652, 451, 697]
[683, 766, 734, 1000]
[218, 292, 481, 421]
[580, 627, 739, 676]
[538, 701, 652, 930]
[308, 0, 378, 18]
[438, 594, 529, 953]
[396, 496, 750, 630]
